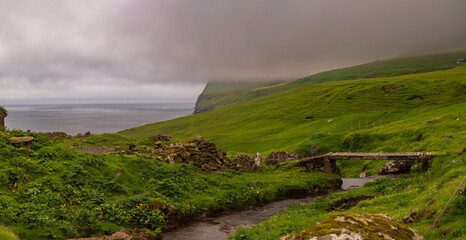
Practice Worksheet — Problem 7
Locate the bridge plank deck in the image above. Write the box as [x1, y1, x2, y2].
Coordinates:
[294, 152, 434, 166]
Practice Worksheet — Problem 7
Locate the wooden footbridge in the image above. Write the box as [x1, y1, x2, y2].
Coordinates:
[294, 152, 434, 167]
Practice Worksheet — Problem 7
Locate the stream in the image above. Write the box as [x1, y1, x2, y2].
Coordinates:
[162, 176, 381, 240]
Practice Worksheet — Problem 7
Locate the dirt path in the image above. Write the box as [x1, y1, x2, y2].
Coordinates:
[252, 80, 296, 91]
[76, 146, 108, 154]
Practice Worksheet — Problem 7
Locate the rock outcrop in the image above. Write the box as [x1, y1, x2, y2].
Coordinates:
[280, 213, 423, 240]
[119, 136, 261, 172]
[65, 229, 156, 240]
[378, 160, 413, 175]
[265, 151, 315, 165]
[265, 151, 288, 165]
[225, 153, 262, 172]
[0, 106, 7, 127]
[148, 134, 172, 141]
[40, 132, 71, 140]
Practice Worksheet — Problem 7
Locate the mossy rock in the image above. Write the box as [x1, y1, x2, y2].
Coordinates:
[280, 213, 423, 240]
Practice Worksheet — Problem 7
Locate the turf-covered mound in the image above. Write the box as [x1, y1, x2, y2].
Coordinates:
[280, 213, 423, 240]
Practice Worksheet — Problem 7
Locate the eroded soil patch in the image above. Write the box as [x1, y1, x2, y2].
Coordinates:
[76, 146, 108, 154]
[327, 195, 374, 211]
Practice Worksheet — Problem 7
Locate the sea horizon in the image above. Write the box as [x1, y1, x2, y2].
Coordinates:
[3, 102, 194, 135]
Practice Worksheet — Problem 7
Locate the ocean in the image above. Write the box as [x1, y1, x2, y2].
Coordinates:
[3, 103, 194, 135]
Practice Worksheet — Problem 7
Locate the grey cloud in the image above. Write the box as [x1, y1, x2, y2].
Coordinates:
[0, 0, 465, 103]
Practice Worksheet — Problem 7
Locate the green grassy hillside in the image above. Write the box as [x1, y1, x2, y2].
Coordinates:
[121, 66, 466, 156]
[194, 82, 269, 113]
[194, 50, 466, 113]
[121, 64, 466, 239]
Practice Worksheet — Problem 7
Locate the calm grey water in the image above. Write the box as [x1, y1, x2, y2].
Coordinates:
[3, 103, 194, 135]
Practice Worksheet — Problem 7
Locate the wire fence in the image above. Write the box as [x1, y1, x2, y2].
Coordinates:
[311, 119, 389, 137]
[308, 118, 389, 157]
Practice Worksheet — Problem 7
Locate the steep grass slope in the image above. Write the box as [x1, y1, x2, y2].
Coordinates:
[121, 66, 466, 156]
[194, 50, 466, 113]
[194, 82, 269, 113]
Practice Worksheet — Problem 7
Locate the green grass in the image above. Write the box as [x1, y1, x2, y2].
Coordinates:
[229, 157, 466, 240]
[121, 66, 466, 168]
[0, 129, 339, 239]
[194, 50, 466, 112]
[0, 226, 19, 240]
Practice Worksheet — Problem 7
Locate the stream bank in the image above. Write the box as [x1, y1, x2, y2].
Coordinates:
[162, 177, 381, 240]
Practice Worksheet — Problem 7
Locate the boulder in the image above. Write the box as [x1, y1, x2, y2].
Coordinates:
[154, 141, 163, 148]
[9, 136, 34, 149]
[280, 213, 423, 240]
[9, 136, 34, 144]
[303, 157, 341, 175]
[359, 172, 366, 178]
[378, 160, 413, 175]
[460, 147, 466, 155]
[403, 216, 415, 224]
[128, 144, 136, 151]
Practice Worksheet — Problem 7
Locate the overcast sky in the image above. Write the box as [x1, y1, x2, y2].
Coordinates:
[1, 0, 465, 104]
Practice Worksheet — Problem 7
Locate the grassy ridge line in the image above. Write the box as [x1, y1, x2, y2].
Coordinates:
[120, 66, 466, 156]
[194, 82, 272, 113]
[194, 50, 466, 113]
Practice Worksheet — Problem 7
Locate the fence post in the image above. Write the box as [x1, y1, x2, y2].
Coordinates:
[316, 129, 318, 145]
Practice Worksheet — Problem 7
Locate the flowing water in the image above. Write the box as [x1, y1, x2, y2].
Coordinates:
[162, 177, 381, 240]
